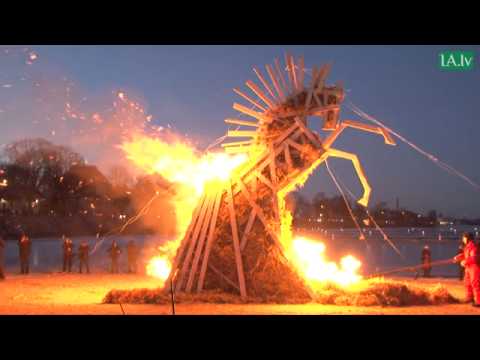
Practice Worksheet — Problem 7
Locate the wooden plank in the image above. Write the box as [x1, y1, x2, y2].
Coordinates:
[304, 66, 318, 110]
[256, 171, 275, 191]
[163, 193, 205, 293]
[289, 54, 298, 91]
[224, 118, 259, 127]
[298, 56, 305, 91]
[273, 123, 299, 145]
[233, 103, 270, 123]
[227, 180, 247, 299]
[233, 88, 266, 112]
[269, 146, 280, 226]
[227, 130, 257, 138]
[284, 143, 293, 172]
[236, 179, 283, 251]
[240, 209, 256, 252]
[246, 80, 275, 109]
[253, 67, 276, 100]
[285, 138, 304, 152]
[208, 263, 240, 291]
[221, 140, 253, 147]
[274, 57, 289, 94]
[175, 193, 211, 292]
[185, 192, 216, 293]
[294, 117, 323, 148]
[266, 64, 285, 100]
[197, 188, 223, 292]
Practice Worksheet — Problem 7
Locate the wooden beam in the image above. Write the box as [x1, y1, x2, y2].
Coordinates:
[285, 53, 295, 92]
[240, 209, 256, 251]
[284, 143, 293, 172]
[269, 145, 280, 226]
[197, 187, 223, 292]
[256, 171, 275, 191]
[164, 193, 205, 293]
[274, 57, 289, 94]
[176, 194, 211, 292]
[266, 64, 285, 100]
[289, 54, 298, 91]
[224, 118, 259, 127]
[233, 103, 270, 123]
[305, 66, 318, 111]
[221, 140, 253, 147]
[253, 67, 276, 100]
[227, 130, 257, 138]
[273, 123, 299, 145]
[185, 192, 216, 293]
[285, 138, 304, 152]
[246, 80, 275, 109]
[298, 56, 305, 91]
[233, 88, 266, 112]
[294, 117, 323, 149]
[208, 263, 240, 292]
[227, 180, 247, 299]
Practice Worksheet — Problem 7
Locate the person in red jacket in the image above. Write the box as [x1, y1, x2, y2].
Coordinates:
[454, 232, 480, 307]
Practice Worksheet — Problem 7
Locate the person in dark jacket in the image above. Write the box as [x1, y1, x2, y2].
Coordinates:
[421, 245, 432, 278]
[127, 240, 138, 274]
[107, 240, 122, 273]
[62, 235, 74, 273]
[18, 233, 31, 274]
[457, 244, 465, 281]
[0, 233, 5, 280]
[78, 241, 90, 274]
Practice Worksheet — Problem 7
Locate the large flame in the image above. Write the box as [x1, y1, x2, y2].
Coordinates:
[122, 133, 362, 290]
[121, 135, 247, 284]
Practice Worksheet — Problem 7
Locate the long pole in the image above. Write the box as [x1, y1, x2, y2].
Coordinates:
[366, 258, 455, 279]
[170, 277, 175, 315]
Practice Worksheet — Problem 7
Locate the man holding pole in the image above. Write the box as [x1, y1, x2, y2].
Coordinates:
[454, 232, 480, 307]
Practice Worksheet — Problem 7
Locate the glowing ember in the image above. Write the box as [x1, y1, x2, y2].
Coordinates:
[289, 236, 362, 287]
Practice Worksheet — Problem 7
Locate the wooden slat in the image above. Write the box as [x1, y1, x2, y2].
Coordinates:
[253, 67, 276, 100]
[240, 209, 256, 251]
[224, 118, 259, 127]
[285, 143, 293, 172]
[233, 103, 270, 123]
[227, 130, 257, 138]
[294, 117, 323, 148]
[305, 66, 318, 110]
[269, 145, 280, 225]
[208, 263, 240, 291]
[185, 192, 216, 293]
[274, 57, 289, 94]
[236, 179, 283, 250]
[298, 56, 305, 91]
[163, 193, 205, 293]
[289, 54, 298, 91]
[197, 188, 223, 292]
[233, 88, 266, 112]
[256, 171, 275, 191]
[246, 80, 275, 109]
[273, 122, 299, 145]
[175, 194, 211, 292]
[227, 180, 247, 299]
[285, 138, 304, 152]
[266, 64, 285, 100]
[285, 53, 295, 92]
[221, 140, 253, 147]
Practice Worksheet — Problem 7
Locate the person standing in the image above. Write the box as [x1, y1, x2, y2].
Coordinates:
[18, 233, 31, 274]
[421, 245, 432, 278]
[457, 244, 465, 281]
[454, 232, 480, 307]
[107, 240, 122, 273]
[127, 240, 138, 274]
[78, 241, 90, 274]
[0, 233, 5, 280]
[62, 236, 74, 273]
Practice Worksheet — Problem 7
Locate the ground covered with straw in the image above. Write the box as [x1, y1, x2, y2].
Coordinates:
[103, 278, 459, 307]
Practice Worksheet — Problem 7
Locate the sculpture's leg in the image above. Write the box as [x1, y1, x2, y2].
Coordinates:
[323, 120, 396, 149]
[326, 148, 372, 207]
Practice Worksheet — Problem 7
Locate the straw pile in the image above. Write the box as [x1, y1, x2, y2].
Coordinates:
[103, 278, 459, 306]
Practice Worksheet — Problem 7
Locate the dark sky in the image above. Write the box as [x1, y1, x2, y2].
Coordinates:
[1, 45, 479, 218]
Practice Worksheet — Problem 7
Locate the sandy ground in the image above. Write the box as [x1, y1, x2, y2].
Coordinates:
[0, 273, 478, 315]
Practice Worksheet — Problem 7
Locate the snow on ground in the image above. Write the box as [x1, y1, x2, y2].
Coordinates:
[0, 273, 477, 315]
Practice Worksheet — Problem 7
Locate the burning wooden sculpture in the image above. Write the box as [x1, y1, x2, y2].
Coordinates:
[166, 55, 396, 300]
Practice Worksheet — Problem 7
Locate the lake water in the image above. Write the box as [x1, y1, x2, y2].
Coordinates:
[1, 225, 477, 277]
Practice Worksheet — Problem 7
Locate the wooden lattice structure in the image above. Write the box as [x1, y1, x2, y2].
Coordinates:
[166, 55, 396, 299]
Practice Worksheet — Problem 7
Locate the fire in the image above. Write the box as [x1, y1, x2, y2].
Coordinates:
[289, 236, 362, 288]
[121, 135, 248, 283]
